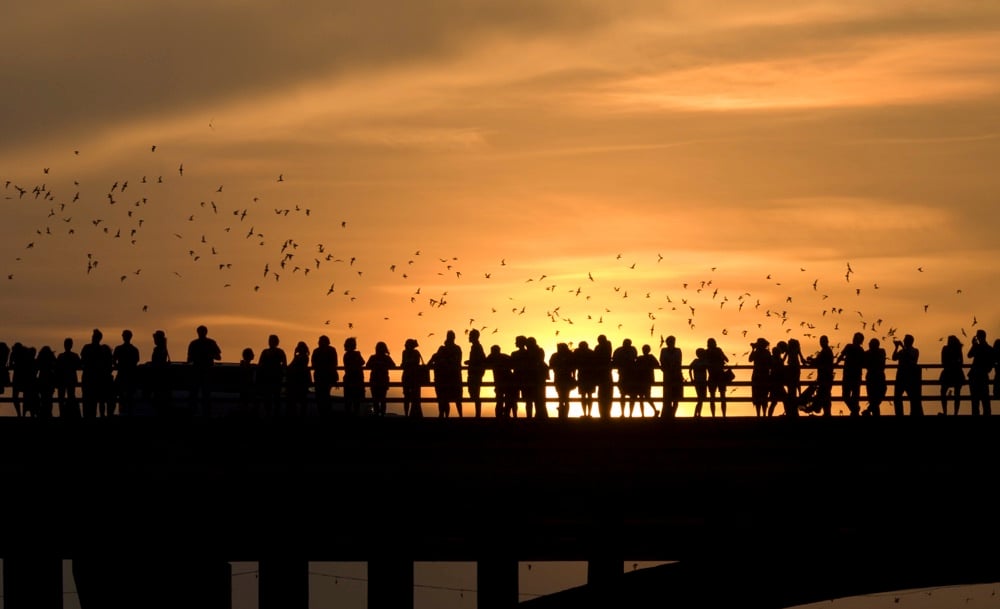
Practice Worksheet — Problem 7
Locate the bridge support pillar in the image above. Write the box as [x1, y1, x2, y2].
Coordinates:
[3, 556, 63, 609]
[259, 558, 308, 609]
[368, 559, 413, 609]
[477, 558, 519, 609]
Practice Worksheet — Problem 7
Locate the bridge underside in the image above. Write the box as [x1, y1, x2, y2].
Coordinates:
[0, 416, 997, 607]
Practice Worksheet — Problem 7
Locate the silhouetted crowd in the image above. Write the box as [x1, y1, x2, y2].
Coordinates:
[2, 325, 998, 419]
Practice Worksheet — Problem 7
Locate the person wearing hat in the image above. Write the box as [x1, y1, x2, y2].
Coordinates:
[749, 337, 772, 417]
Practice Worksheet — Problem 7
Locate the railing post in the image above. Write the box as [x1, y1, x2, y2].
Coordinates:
[259, 558, 309, 609]
[368, 558, 413, 609]
[477, 557, 519, 609]
[3, 556, 63, 609]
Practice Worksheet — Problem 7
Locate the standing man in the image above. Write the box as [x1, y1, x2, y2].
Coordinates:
[187, 325, 222, 417]
[311, 335, 340, 418]
[80, 329, 114, 418]
[659, 336, 683, 419]
[892, 334, 922, 416]
[967, 329, 993, 416]
[594, 335, 614, 419]
[465, 329, 487, 418]
[112, 329, 141, 416]
[836, 332, 865, 416]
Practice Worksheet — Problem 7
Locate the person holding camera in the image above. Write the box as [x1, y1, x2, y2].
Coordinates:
[967, 329, 993, 416]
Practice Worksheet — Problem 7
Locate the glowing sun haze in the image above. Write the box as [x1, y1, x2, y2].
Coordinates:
[2, 0, 999, 372]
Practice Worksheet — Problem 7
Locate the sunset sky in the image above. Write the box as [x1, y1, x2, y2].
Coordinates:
[3, 0, 1000, 398]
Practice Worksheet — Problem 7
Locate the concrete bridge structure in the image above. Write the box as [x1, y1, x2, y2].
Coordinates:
[0, 415, 998, 608]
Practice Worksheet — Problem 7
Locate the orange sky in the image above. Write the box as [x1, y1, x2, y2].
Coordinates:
[3, 0, 1000, 386]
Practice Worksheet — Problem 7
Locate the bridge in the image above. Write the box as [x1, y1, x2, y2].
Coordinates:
[0, 415, 997, 608]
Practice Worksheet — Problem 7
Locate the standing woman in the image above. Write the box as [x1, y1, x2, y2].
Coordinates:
[366, 341, 396, 417]
[704, 337, 729, 418]
[400, 339, 423, 417]
[149, 330, 171, 416]
[342, 337, 366, 416]
[784, 338, 807, 401]
[285, 341, 312, 417]
[939, 335, 965, 415]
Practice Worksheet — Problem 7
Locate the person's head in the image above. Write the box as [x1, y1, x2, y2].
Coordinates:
[853, 332, 864, 345]
[242, 347, 254, 362]
[577, 340, 589, 351]
[696, 348, 706, 357]
[754, 338, 769, 350]
[869, 338, 881, 350]
[903, 334, 915, 347]
[515, 335, 526, 349]
[666, 335, 676, 348]
[557, 342, 570, 354]
[788, 338, 800, 351]
[642, 344, 651, 355]
[490, 344, 502, 356]
[295, 341, 309, 356]
[91, 328, 103, 343]
[976, 329, 987, 343]
[196, 325, 208, 338]
[405, 338, 418, 350]
[375, 341, 389, 355]
[469, 329, 480, 342]
[64, 337, 73, 351]
[820, 335, 829, 348]
[122, 329, 133, 343]
[318, 335, 330, 348]
[153, 330, 166, 347]
[344, 337, 357, 351]
[445, 330, 456, 344]
[706, 338, 717, 349]
[623, 338, 632, 347]
[268, 334, 280, 348]
[598, 334, 608, 344]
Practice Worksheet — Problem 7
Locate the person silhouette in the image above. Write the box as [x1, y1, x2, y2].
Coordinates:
[612, 338, 638, 417]
[891, 334, 922, 416]
[967, 329, 993, 416]
[526, 337, 549, 419]
[594, 335, 614, 419]
[9, 342, 32, 417]
[784, 338, 807, 401]
[186, 325, 221, 416]
[365, 341, 395, 417]
[704, 338, 729, 417]
[80, 329, 113, 418]
[574, 341, 597, 418]
[0, 342, 9, 398]
[749, 338, 772, 417]
[311, 335, 340, 418]
[939, 335, 965, 415]
[149, 330, 171, 416]
[688, 348, 709, 417]
[837, 332, 865, 416]
[17, 346, 40, 418]
[428, 330, 462, 418]
[767, 341, 788, 417]
[286, 341, 312, 417]
[112, 329, 140, 417]
[400, 338, 423, 418]
[465, 329, 487, 418]
[634, 344, 660, 417]
[342, 337, 366, 416]
[238, 347, 257, 416]
[35, 345, 57, 418]
[659, 336, 683, 419]
[485, 344, 513, 418]
[807, 335, 835, 417]
[56, 337, 82, 418]
[257, 334, 288, 417]
[862, 338, 887, 416]
[510, 336, 530, 418]
[549, 343, 576, 419]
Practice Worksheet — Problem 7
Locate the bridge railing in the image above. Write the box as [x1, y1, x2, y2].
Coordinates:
[0, 363, 990, 414]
